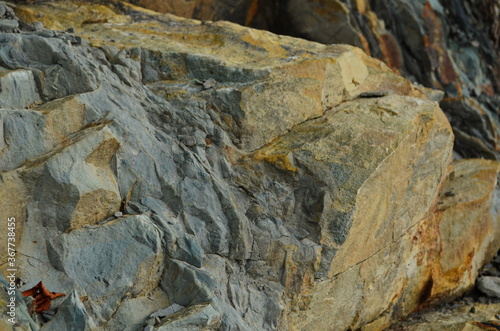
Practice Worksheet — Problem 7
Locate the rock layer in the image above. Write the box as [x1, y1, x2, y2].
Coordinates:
[0, 2, 498, 330]
[126, 0, 500, 161]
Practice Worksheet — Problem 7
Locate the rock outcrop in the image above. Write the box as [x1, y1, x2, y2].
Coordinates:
[127, 0, 500, 162]
[0, 1, 498, 330]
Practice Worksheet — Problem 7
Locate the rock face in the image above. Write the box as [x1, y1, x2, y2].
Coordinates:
[0, 2, 498, 330]
[128, 0, 500, 161]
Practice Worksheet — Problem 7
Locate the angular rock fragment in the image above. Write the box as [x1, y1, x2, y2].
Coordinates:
[477, 277, 500, 298]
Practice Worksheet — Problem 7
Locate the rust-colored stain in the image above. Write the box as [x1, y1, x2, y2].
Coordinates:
[378, 33, 403, 70]
[22, 281, 66, 313]
[358, 33, 371, 56]
[422, 2, 459, 88]
[245, 0, 259, 26]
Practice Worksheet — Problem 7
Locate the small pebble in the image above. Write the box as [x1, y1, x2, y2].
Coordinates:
[203, 78, 217, 90]
[470, 306, 476, 313]
[114, 211, 123, 217]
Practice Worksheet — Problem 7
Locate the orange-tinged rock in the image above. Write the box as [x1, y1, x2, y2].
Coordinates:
[429, 159, 500, 303]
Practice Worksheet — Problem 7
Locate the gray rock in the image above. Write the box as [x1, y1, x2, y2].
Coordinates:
[0, 19, 18, 32]
[155, 303, 222, 331]
[32, 21, 43, 31]
[160, 259, 216, 307]
[46, 215, 164, 320]
[477, 276, 500, 298]
[0, 69, 41, 109]
[41, 291, 96, 331]
[150, 304, 184, 319]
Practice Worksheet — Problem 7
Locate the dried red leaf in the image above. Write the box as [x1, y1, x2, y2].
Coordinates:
[22, 281, 65, 313]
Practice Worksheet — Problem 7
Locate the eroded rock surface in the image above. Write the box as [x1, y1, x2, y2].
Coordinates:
[0, 2, 497, 330]
[126, 0, 500, 162]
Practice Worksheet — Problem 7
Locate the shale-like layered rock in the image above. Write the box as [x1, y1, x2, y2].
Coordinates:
[128, 0, 500, 162]
[0, 2, 498, 330]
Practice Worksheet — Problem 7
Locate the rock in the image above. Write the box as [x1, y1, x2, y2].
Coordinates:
[388, 302, 500, 330]
[123, 0, 500, 161]
[106, 289, 169, 331]
[41, 291, 96, 331]
[45, 215, 163, 319]
[424, 160, 500, 302]
[155, 303, 222, 331]
[150, 303, 184, 319]
[0, 274, 39, 331]
[0, 69, 41, 109]
[477, 277, 500, 298]
[1, 2, 498, 330]
[0, 19, 18, 32]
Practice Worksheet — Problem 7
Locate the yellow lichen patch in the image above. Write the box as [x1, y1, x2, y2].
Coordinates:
[427, 159, 500, 302]
[15, 3, 129, 32]
[240, 31, 288, 58]
[85, 136, 120, 168]
[265, 153, 297, 173]
[71, 189, 121, 230]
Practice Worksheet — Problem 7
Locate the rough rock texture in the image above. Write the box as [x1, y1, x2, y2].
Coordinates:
[0, 275, 39, 331]
[0, 1, 497, 330]
[388, 302, 500, 331]
[126, 0, 500, 162]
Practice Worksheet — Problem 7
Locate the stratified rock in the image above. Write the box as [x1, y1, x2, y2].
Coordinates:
[237, 94, 453, 330]
[0, 2, 497, 331]
[123, 0, 500, 161]
[0, 69, 41, 109]
[155, 303, 222, 331]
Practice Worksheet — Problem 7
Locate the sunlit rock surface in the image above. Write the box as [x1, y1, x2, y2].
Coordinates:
[0, 2, 497, 330]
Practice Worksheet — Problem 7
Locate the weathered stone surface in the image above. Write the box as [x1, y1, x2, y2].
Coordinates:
[0, 2, 497, 330]
[41, 290, 96, 331]
[0, 69, 41, 109]
[0, 274, 39, 331]
[15, 2, 425, 152]
[477, 277, 500, 298]
[388, 302, 500, 331]
[125, 0, 500, 161]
